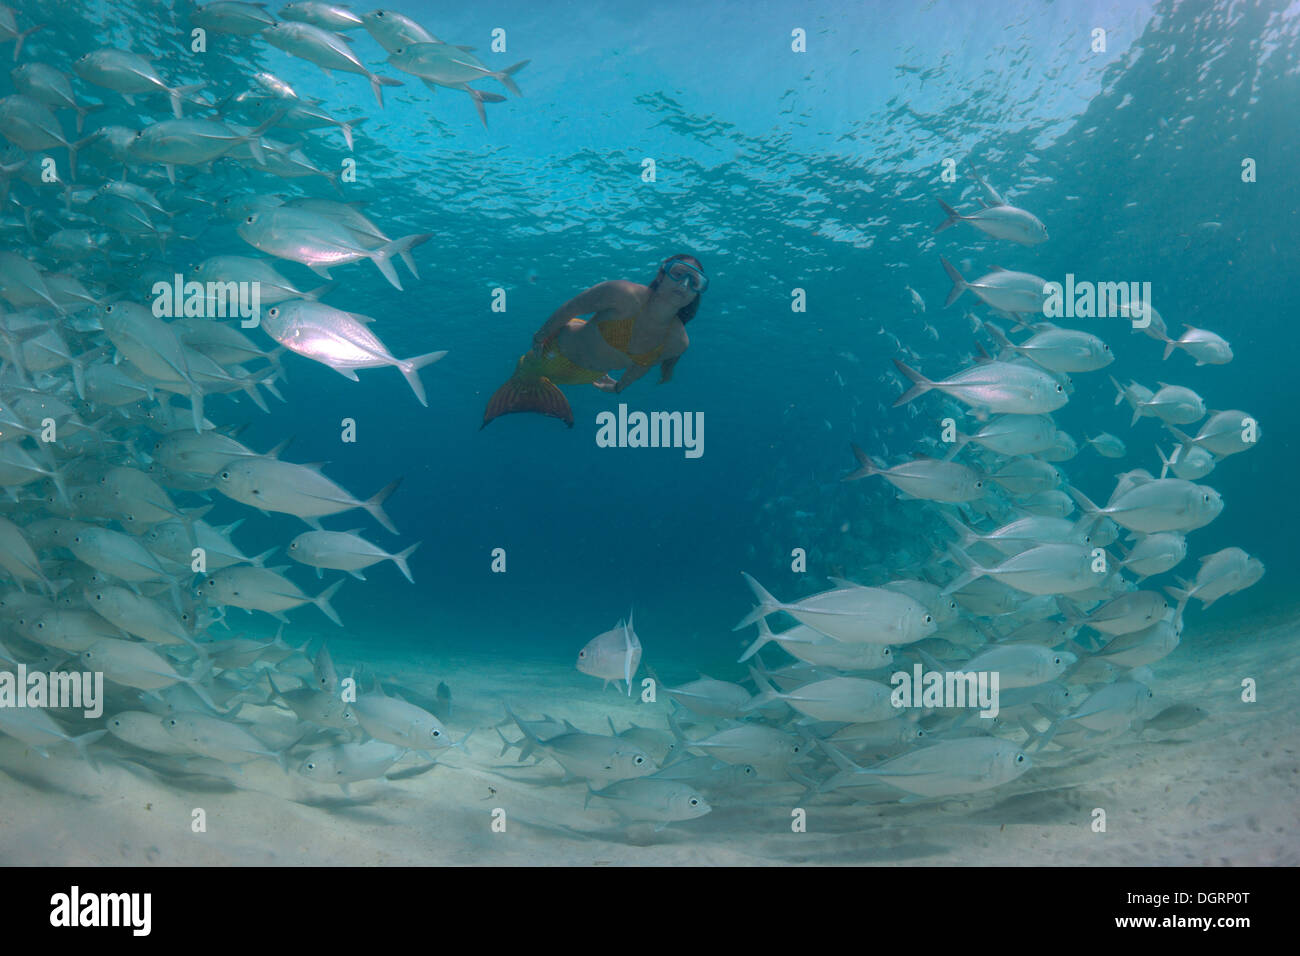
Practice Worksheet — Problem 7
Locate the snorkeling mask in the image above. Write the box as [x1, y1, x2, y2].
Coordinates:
[660, 257, 708, 294]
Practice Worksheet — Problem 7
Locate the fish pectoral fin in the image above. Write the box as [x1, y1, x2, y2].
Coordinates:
[329, 366, 361, 382]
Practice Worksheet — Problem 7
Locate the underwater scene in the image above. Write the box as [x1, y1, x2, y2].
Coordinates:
[0, 0, 1296, 869]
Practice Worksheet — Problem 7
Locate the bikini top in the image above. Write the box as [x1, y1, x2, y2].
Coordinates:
[596, 316, 668, 367]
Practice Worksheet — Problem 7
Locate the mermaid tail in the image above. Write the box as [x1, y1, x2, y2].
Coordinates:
[483, 373, 573, 428]
[481, 350, 601, 428]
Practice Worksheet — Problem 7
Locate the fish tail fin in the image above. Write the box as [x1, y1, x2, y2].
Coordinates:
[742, 665, 781, 712]
[941, 544, 985, 595]
[940, 256, 967, 307]
[892, 358, 933, 406]
[495, 727, 515, 759]
[313, 578, 345, 626]
[1161, 338, 1178, 360]
[842, 441, 879, 481]
[737, 616, 776, 663]
[250, 546, 277, 568]
[1156, 444, 1174, 479]
[938, 509, 978, 548]
[1066, 485, 1101, 518]
[1055, 595, 1085, 626]
[1164, 584, 1191, 621]
[1026, 716, 1062, 753]
[984, 321, 1014, 355]
[818, 739, 862, 774]
[169, 82, 206, 119]
[369, 233, 432, 290]
[396, 350, 447, 407]
[391, 542, 420, 583]
[666, 710, 690, 754]
[1108, 375, 1125, 407]
[481, 365, 574, 428]
[367, 71, 404, 108]
[1163, 425, 1196, 460]
[13, 22, 44, 62]
[67, 132, 98, 183]
[504, 701, 542, 749]
[933, 198, 963, 234]
[733, 572, 781, 631]
[497, 59, 530, 96]
[364, 477, 402, 534]
[70, 729, 107, 772]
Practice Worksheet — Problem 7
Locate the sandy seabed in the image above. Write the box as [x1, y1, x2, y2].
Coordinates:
[2, 614, 1297, 867]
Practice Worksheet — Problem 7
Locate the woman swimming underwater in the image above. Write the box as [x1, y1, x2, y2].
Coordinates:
[481, 254, 707, 428]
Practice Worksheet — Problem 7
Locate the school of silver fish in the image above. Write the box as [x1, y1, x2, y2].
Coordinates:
[0, 1, 1263, 840]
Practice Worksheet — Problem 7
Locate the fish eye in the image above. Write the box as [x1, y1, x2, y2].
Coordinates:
[689, 798, 699, 806]
[206, 578, 216, 587]
[289, 542, 298, 550]
[1055, 384, 1063, 392]
[219, 471, 229, 479]
[1203, 494, 1210, 502]
[83, 651, 93, 659]
[974, 479, 983, 488]
[1016, 754, 1026, 763]
[577, 650, 585, 658]
[431, 728, 441, 737]
[305, 762, 315, 771]
[104, 305, 113, 313]
[882, 647, 892, 657]
[923, 614, 933, 624]
[792, 744, 801, 753]
[268, 307, 278, 317]
[634, 755, 644, 765]
[1053, 656, 1061, 664]
[245, 215, 255, 223]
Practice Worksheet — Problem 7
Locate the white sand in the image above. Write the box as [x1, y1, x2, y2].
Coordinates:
[2, 611, 1297, 866]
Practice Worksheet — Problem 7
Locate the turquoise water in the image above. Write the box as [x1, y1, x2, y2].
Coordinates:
[1, 0, 1296, 862]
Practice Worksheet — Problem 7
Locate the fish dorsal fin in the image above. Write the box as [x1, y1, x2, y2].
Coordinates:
[266, 437, 294, 459]
[988, 265, 1007, 272]
[563, 719, 581, 734]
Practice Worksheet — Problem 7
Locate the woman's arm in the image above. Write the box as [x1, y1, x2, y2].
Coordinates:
[658, 324, 689, 383]
[532, 281, 639, 352]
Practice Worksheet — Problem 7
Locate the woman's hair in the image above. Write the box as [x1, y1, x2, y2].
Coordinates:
[649, 253, 705, 324]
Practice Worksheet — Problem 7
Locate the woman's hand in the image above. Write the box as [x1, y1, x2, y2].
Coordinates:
[593, 374, 619, 393]
[530, 329, 556, 357]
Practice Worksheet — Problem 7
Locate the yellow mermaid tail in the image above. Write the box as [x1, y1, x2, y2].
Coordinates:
[481, 348, 603, 428]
